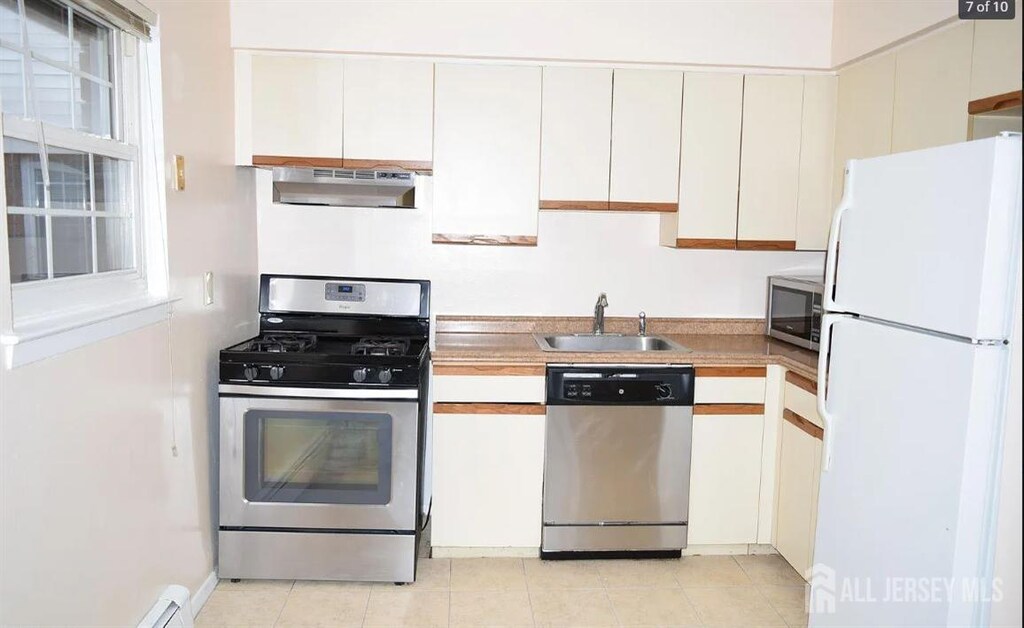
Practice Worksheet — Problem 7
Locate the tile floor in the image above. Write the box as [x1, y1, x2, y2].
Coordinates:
[196, 554, 809, 627]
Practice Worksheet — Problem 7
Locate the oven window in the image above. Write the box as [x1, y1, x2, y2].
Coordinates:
[244, 410, 392, 505]
[771, 286, 813, 340]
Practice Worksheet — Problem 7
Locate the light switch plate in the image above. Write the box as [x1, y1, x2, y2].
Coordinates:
[173, 155, 185, 191]
[203, 271, 214, 306]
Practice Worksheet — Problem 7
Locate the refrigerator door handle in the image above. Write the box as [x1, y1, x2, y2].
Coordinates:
[817, 313, 839, 472]
[823, 163, 855, 311]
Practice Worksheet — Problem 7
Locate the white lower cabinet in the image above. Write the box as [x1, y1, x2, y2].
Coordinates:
[431, 407, 545, 549]
[774, 417, 823, 580]
[775, 371, 825, 580]
[687, 410, 765, 545]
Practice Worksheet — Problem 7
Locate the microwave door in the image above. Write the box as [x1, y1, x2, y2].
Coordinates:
[771, 286, 814, 343]
[770, 284, 819, 348]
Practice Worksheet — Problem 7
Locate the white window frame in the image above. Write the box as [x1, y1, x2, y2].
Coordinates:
[0, 0, 169, 367]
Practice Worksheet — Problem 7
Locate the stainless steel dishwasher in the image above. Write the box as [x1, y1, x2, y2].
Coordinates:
[542, 364, 695, 558]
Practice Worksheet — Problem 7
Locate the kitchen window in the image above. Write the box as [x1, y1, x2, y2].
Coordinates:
[0, 0, 163, 366]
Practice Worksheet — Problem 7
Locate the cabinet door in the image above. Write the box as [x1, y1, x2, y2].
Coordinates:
[970, 12, 1022, 100]
[250, 54, 345, 161]
[540, 67, 613, 210]
[661, 73, 743, 249]
[832, 53, 896, 208]
[342, 58, 434, 170]
[796, 75, 838, 251]
[432, 64, 542, 245]
[892, 23, 974, 153]
[774, 416, 822, 580]
[609, 69, 683, 211]
[736, 75, 804, 249]
[687, 410, 764, 545]
[432, 408, 545, 548]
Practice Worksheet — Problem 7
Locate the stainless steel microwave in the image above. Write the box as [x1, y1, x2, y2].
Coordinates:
[767, 275, 824, 351]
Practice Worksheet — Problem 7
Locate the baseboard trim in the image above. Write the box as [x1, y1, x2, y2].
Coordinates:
[682, 543, 779, 556]
[431, 546, 539, 558]
[191, 571, 218, 618]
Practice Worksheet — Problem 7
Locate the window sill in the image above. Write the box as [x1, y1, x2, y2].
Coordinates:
[1, 296, 176, 368]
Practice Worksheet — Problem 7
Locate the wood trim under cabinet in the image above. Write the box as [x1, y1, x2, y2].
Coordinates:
[540, 200, 611, 211]
[607, 201, 678, 212]
[674, 238, 737, 250]
[343, 158, 433, 173]
[434, 363, 546, 377]
[695, 366, 767, 378]
[784, 408, 824, 440]
[252, 155, 346, 168]
[432, 234, 538, 246]
[785, 371, 817, 394]
[968, 90, 1023, 115]
[433, 403, 546, 415]
[736, 240, 797, 251]
[693, 403, 765, 415]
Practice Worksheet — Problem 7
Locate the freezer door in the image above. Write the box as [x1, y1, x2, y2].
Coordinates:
[811, 315, 1008, 626]
[828, 135, 1021, 340]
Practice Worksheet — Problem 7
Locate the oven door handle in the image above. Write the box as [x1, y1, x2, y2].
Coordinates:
[219, 384, 418, 400]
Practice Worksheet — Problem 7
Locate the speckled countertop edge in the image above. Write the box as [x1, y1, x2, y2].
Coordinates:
[431, 317, 818, 380]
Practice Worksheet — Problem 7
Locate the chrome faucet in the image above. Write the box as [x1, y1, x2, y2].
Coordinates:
[593, 293, 609, 335]
[638, 311, 647, 336]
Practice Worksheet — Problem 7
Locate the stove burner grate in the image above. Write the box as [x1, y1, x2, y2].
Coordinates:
[249, 333, 318, 353]
[352, 336, 411, 357]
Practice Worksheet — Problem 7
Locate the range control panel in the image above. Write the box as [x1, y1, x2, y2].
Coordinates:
[546, 365, 694, 406]
[325, 282, 366, 302]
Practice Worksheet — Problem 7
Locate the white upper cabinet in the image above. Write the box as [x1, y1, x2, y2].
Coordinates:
[342, 58, 434, 170]
[661, 72, 744, 248]
[539, 67, 613, 209]
[832, 53, 896, 207]
[736, 74, 804, 249]
[796, 75, 838, 251]
[432, 64, 543, 244]
[970, 12, 1022, 100]
[249, 54, 345, 161]
[892, 23, 974, 154]
[609, 69, 683, 211]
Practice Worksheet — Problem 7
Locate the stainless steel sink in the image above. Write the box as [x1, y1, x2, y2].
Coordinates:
[534, 334, 691, 353]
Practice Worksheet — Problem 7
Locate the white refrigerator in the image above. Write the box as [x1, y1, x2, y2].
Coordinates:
[810, 133, 1022, 627]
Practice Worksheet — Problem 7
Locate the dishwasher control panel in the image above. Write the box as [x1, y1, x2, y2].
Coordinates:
[546, 365, 694, 406]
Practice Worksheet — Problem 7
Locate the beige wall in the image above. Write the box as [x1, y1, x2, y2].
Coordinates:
[0, 0, 257, 624]
[230, 0, 835, 69]
[831, 0, 958, 66]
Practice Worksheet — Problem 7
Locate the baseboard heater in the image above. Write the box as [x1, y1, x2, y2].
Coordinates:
[137, 585, 193, 628]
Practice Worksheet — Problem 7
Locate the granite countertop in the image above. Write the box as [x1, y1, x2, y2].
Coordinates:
[431, 316, 819, 380]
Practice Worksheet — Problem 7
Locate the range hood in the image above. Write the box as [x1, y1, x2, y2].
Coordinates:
[272, 167, 417, 208]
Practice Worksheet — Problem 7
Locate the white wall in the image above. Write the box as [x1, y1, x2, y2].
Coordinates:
[256, 174, 823, 318]
[831, 0, 958, 66]
[0, 1, 258, 624]
[230, 0, 835, 70]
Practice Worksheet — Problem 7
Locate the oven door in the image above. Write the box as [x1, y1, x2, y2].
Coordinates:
[219, 387, 419, 531]
[768, 283, 821, 350]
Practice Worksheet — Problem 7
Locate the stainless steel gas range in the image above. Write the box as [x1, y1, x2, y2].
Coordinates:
[217, 274, 429, 583]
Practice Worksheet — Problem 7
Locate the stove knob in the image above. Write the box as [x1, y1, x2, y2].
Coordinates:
[269, 365, 285, 381]
[353, 368, 368, 383]
[378, 368, 393, 384]
[243, 364, 259, 381]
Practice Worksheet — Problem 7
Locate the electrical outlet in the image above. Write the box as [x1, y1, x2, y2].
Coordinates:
[203, 271, 214, 306]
